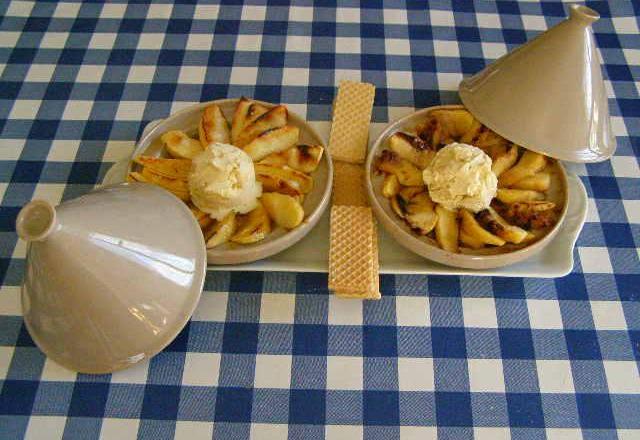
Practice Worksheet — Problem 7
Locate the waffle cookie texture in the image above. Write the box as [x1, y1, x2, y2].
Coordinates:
[328, 81, 376, 164]
[327, 81, 379, 299]
[328, 205, 381, 299]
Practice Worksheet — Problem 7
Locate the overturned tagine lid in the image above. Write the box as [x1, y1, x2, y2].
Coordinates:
[15, 183, 206, 374]
[459, 4, 615, 163]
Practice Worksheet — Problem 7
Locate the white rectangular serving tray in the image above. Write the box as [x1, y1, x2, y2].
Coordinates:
[103, 119, 587, 278]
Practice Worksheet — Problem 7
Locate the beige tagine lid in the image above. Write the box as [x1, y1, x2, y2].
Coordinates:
[459, 4, 615, 163]
[16, 183, 206, 374]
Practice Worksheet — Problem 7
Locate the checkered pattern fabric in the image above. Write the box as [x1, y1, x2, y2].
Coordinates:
[0, 1, 639, 439]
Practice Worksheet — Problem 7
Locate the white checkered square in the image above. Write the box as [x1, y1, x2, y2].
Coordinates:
[47, 140, 80, 162]
[88, 33, 117, 49]
[546, 429, 582, 440]
[179, 66, 207, 85]
[383, 8, 408, 24]
[0, 287, 20, 316]
[395, 296, 429, 327]
[611, 116, 628, 137]
[186, 34, 214, 50]
[260, 293, 295, 324]
[194, 4, 219, 18]
[462, 297, 498, 328]
[241, 5, 266, 22]
[334, 69, 362, 83]
[236, 34, 263, 52]
[182, 353, 221, 386]
[0, 32, 20, 48]
[398, 357, 434, 391]
[623, 200, 640, 224]
[326, 425, 364, 439]
[482, 42, 507, 60]
[6, 1, 34, 17]
[110, 359, 149, 384]
[400, 426, 437, 439]
[336, 7, 360, 23]
[40, 357, 77, 381]
[474, 427, 510, 440]
[282, 67, 309, 86]
[328, 295, 363, 325]
[54, 2, 81, 18]
[579, 247, 613, 273]
[147, 4, 173, 19]
[100, 3, 127, 19]
[170, 101, 200, 115]
[26, 64, 56, 82]
[229, 66, 258, 86]
[476, 13, 501, 29]
[327, 356, 363, 390]
[527, 299, 563, 329]
[254, 354, 292, 388]
[0, 347, 13, 379]
[385, 38, 411, 56]
[613, 17, 640, 34]
[137, 33, 165, 50]
[63, 100, 94, 120]
[468, 359, 505, 392]
[623, 48, 640, 66]
[611, 155, 640, 178]
[537, 360, 574, 393]
[99, 418, 140, 440]
[250, 424, 288, 440]
[0, 183, 7, 203]
[590, 300, 627, 330]
[437, 72, 464, 91]
[289, 6, 313, 22]
[174, 422, 213, 440]
[603, 361, 640, 394]
[9, 100, 40, 120]
[25, 416, 67, 440]
[430, 9, 455, 26]
[433, 40, 459, 58]
[76, 64, 105, 83]
[387, 70, 414, 90]
[115, 101, 146, 121]
[32, 184, 66, 205]
[521, 15, 548, 31]
[127, 65, 156, 83]
[286, 35, 311, 53]
[335, 37, 360, 54]
[192, 292, 228, 321]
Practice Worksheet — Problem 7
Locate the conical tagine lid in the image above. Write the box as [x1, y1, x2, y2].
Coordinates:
[459, 4, 615, 163]
[16, 183, 206, 373]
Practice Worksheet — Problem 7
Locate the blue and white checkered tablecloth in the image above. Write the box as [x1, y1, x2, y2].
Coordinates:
[0, 1, 639, 439]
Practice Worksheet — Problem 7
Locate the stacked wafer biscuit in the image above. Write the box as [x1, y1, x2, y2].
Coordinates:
[327, 81, 380, 300]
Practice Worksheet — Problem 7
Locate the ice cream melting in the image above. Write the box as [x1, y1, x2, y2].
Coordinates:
[422, 142, 497, 213]
[189, 143, 262, 220]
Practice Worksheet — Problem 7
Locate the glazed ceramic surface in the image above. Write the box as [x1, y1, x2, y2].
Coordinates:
[365, 105, 570, 270]
[129, 99, 333, 265]
[17, 183, 206, 373]
[459, 4, 615, 163]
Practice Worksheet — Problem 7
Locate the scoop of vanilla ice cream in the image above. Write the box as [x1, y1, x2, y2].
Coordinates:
[189, 143, 262, 220]
[422, 142, 497, 213]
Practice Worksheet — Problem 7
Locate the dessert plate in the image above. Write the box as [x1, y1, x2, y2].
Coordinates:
[104, 118, 587, 278]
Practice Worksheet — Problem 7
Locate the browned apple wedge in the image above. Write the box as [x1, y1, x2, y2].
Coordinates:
[199, 104, 230, 147]
[405, 192, 438, 235]
[254, 163, 313, 195]
[140, 167, 190, 201]
[387, 132, 434, 169]
[435, 205, 459, 252]
[285, 144, 324, 173]
[230, 201, 271, 244]
[375, 150, 423, 187]
[244, 125, 300, 161]
[499, 150, 546, 187]
[161, 130, 204, 159]
[261, 192, 305, 229]
[460, 209, 505, 246]
[235, 105, 288, 147]
[491, 144, 519, 177]
[511, 173, 551, 191]
[205, 212, 237, 248]
[133, 156, 191, 180]
[231, 97, 252, 144]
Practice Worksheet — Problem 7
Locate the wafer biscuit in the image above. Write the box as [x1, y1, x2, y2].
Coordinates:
[332, 161, 368, 207]
[329, 205, 380, 299]
[328, 81, 375, 164]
